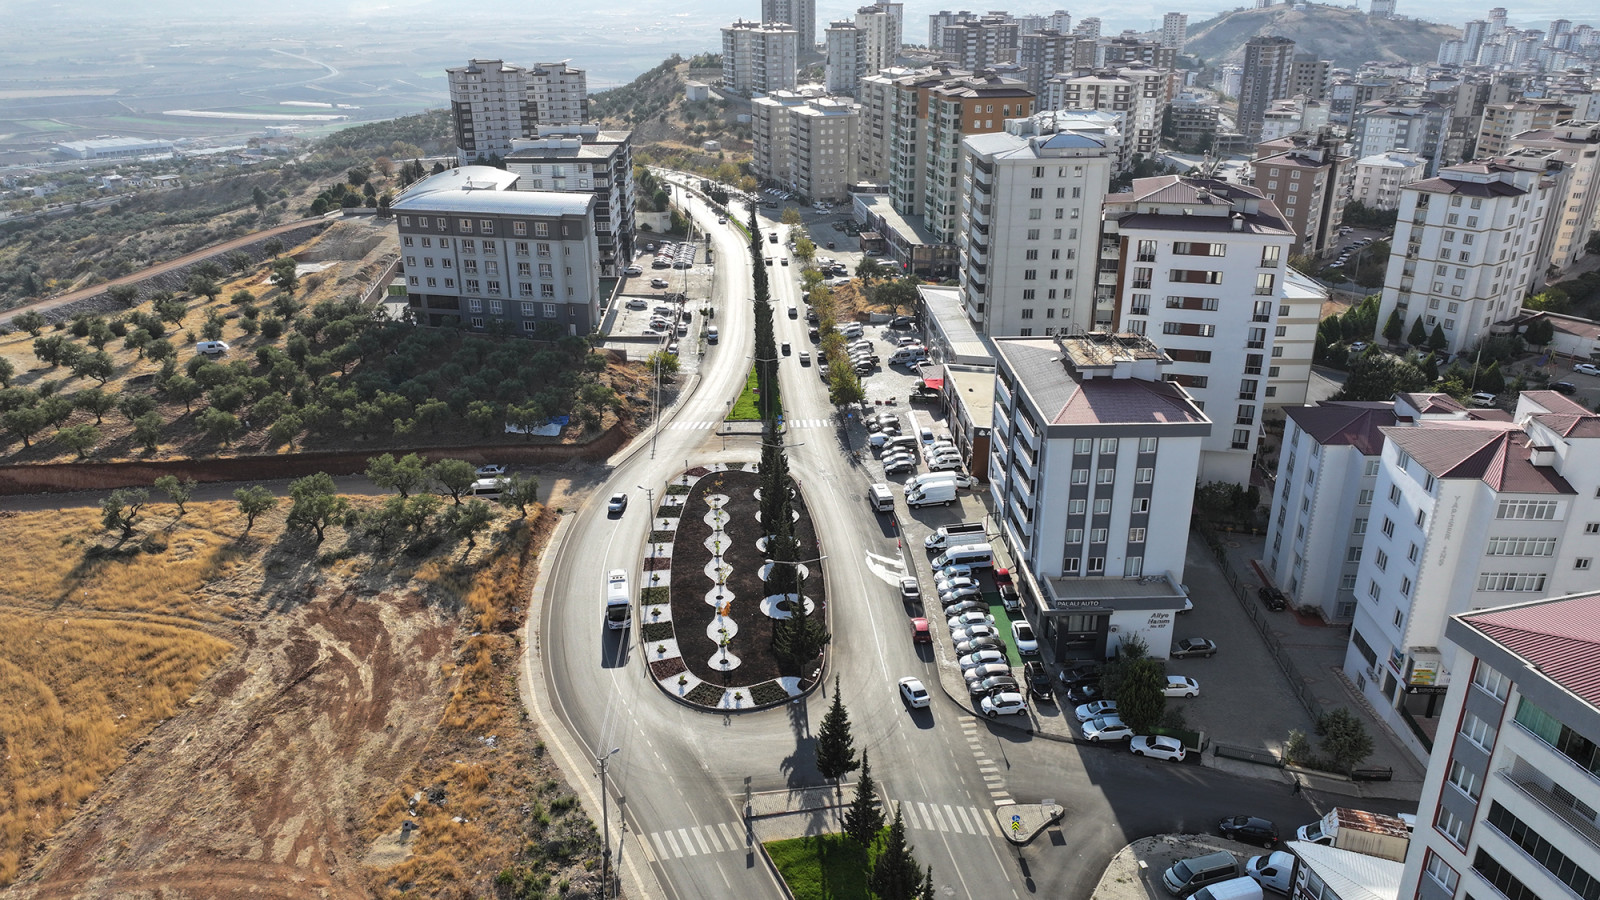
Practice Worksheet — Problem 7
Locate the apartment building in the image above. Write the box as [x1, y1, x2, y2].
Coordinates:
[1102, 176, 1295, 486]
[1160, 13, 1187, 53]
[1507, 121, 1600, 275]
[1343, 391, 1600, 761]
[393, 166, 601, 336]
[825, 22, 862, 95]
[1168, 94, 1219, 151]
[1398, 590, 1600, 900]
[1475, 98, 1575, 157]
[1352, 98, 1453, 175]
[1016, 30, 1091, 99]
[1373, 156, 1564, 358]
[938, 14, 1019, 70]
[1099, 37, 1178, 72]
[527, 61, 587, 128]
[856, 4, 902, 76]
[956, 113, 1118, 335]
[447, 60, 533, 164]
[1251, 129, 1350, 258]
[788, 98, 860, 201]
[1289, 55, 1332, 101]
[762, 0, 816, 50]
[1239, 36, 1297, 142]
[989, 333, 1210, 659]
[884, 66, 972, 217]
[922, 73, 1035, 244]
[1271, 267, 1324, 414]
[751, 91, 810, 186]
[1351, 150, 1428, 210]
[504, 125, 635, 276]
[824, 4, 903, 96]
[856, 67, 925, 183]
[722, 21, 799, 95]
[1045, 65, 1169, 157]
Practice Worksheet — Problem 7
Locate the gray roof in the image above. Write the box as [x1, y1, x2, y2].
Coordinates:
[994, 338, 1207, 428]
[393, 166, 595, 217]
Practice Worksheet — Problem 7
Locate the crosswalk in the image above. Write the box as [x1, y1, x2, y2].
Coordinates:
[960, 719, 1016, 807]
[663, 418, 834, 432]
[642, 801, 999, 860]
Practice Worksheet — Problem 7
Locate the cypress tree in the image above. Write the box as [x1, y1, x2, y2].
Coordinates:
[1407, 316, 1428, 347]
[870, 804, 927, 900]
[814, 677, 858, 781]
[842, 751, 884, 847]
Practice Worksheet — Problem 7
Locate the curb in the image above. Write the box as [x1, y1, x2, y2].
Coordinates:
[997, 803, 1065, 844]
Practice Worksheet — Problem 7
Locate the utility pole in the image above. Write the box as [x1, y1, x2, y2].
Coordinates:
[598, 747, 621, 897]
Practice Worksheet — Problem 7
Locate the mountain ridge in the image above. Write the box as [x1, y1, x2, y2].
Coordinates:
[1183, 4, 1461, 70]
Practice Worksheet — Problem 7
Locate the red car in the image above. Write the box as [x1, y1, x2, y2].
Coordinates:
[911, 617, 932, 644]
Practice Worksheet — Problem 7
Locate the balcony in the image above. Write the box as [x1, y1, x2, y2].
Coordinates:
[1011, 471, 1036, 509]
[1007, 495, 1034, 536]
[1496, 767, 1600, 854]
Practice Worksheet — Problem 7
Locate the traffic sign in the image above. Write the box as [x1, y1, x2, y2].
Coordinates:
[1011, 815, 1021, 823]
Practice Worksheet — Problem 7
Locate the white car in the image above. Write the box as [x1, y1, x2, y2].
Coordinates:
[1075, 700, 1118, 722]
[948, 610, 994, 630]
[898, 677, 930, 709]
[1081, 715, 1134, 742]
[951, 624, 999, 645]
[939, 585, 982, 604]
[624, 265, 644, 276]
[607, 492, 629, 514]
[935, 574, 976, 593]
[1164, 675, 1201, 698]
[963, 661, 1011, 683]
[1575, 363, 1600, 376]
[475, 464, 507, 478]
[625, 298, 649, 310]
[1012, 621, 1038, 656]
[937, 563, 975, 580]
[980, 692, 1028, 718]
[959, 649, 1008, 671]
[1130, 735, 1187, 762]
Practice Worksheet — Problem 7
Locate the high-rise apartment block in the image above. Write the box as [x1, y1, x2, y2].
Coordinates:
[1016, 30, 1091, 99]
[762, 0, 816, 50]
[787, 98, 860, 201]
[1239, 36, 1297, 142]
[1045, 64, 1170, 157]
[988, 333, 1208, 658]
[1340, 391, 1600, 760]
[1508, 121, 1600, 275]
[824, 4, 903, 95]
[1368, 0, 1395, 19]
[1398, 589, 1600, 900]
[446, 59, 589, 164]
[1161, 13, 1188, 53]
[1351, 98, 1452, 174]
[1102, 177, 1294, 486]
[1351, 150, 1428, 210]
[1252, 129, 1349, 258]
[856, 67, 924, 184]
[394, 166, 601, 336]
[956, 113, 1118, 335]
[1289, 56, 1331, 101]
[505, 125, 635, 277]
[1374, 156, 1564, 357]
[923, 73, 1035, 244]
[1477, 98, 1577, 158]
[825, 22, 862, 95]
[939, 14, 1020, 70]
[722, 21, 799, 95]
[527, 61, 588, 129]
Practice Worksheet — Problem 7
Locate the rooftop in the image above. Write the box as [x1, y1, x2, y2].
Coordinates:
[1380, 424, 1576, 494]
[1459, 591, 1600, 710]
[1285, 401, 1398, 455]
[1284, 841, 1404, 900]
[993, 336, 1209, 429]
[393, 166, 595, 217]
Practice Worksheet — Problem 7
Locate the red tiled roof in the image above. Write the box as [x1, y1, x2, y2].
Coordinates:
[1381, 425, 1576, 494]
[1053, 377, 1208, 426]
[1534, 414, 1600, 438]
[1462, 594, 1600, 709]
[1284, 402, 1397, 455]
[1521, 390, 1592, 416]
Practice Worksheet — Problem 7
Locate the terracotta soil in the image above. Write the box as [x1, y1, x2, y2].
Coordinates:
[667, 468, 825, 687]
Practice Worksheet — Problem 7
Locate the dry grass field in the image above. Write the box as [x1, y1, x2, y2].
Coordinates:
[0, 492, 597, 900]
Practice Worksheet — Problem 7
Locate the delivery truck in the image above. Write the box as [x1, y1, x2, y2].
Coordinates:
[1294, 808, 1411, 862]
[924, 521, 987, 550]
[905, 480, 956, 508]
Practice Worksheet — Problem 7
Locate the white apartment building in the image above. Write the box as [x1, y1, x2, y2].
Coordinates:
[1373, 157, 1564, 358]
[505, 125, 636, 276]
[1161, 13, 1188, 53]
[1103, 176, 1295, 486]
[1508, 121, 1600, 275]
[761, 0, 816, 49]
[1271, 267, 1323, 412]
[824, 4, 902, 96]
[722, 21, 799, 95]
[856, 67, 921, 183]
[956, 113, 1118, 336]
[1352, 150, 1428, 210]
[393, 166, 601, 336]
[788, 98, 860, 201]
[527, 61, 588, 128]
[751, 91, 811, 186]
[1398, 590, 1600, 900]
[1351, 99, 1452, 175]
[989, 333, 1210, 660]
[1343, 390, 1600, 762]
[825, 22, 863, 95]
[922, 73, 1035, 244]
[1044, 64, 1169, 157]
[447, 59, 533, 164]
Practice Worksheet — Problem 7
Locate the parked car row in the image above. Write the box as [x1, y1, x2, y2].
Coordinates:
[650, 242, 698, 269]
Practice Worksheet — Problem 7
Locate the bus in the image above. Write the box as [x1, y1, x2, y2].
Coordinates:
[605, 569, 631, 630]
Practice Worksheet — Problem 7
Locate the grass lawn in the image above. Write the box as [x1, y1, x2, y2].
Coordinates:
[988, 599, 1023, 666]
[765, 832, 874, 900]
[729, 366, 763, 420]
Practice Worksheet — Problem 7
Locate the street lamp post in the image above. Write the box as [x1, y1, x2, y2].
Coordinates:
[598, 747, 622, 897]
[637, 484, 654, 520]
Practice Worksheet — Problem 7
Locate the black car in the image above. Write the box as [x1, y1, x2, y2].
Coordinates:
[1024, 662, 1054, 701]
[1065, 681, 1102, 704]
[1551, 381, 1577, 395]
[1061, 663, 1101, 684]
[1220, 815, 1279, 846]
[968, 674, 1020, 697]
[1257, 586, 1288, 611]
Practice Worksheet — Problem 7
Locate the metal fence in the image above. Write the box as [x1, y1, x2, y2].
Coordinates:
[1193, 519, 1324, 724]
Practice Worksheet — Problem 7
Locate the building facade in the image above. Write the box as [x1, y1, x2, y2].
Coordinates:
[1239, 36, 1297, 142]
[1352, 99, 1453, 175]
[723, 21, 800, 95]
[527, 61, 588, 128]
[939, 14, 1019, 70]
[751, 91, 810, 187]
[1103, 176, 1295, 485]
[1351, 150, 1428, 210]
[393, 166, 601, 337]
[1160, 12, 1188, 53]
[505, 125, 635, 277]
[989, 333, 1209, 659]
[956, 116, 1118, 336]
[923, 73, 1035, 244]
[788, 97, 861, 201]
[1475, 99, 1575, 158]
[1046, 64, 1169, 157]
[824, 22, 862, 95]
[447, 59, 533, 164]
[1252, 129, 1350, 258]
[761, 0, 816, 50]
[1398, 590, 1600, 900]
[1507, 121, 1600, 275]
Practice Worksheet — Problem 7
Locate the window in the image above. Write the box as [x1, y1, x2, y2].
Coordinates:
[1353, 518, 1367, 535]
[1124, 556, 1144, 577]
[1072, 469, 1089, 485]
[1074, 438, 1092, 454]
[1423, 852, 1459, 892]
[1088, 557, 1104, 573]
[1587, 523, 1600, 534]
[1099, 438, 1118, 453]
[1476, 572, 1547, 592]
[1578, 558, 1593, 570]
[1358, 489, 1373, 505]
[1129, 528, 1146, 543]
[1346, 546, 1363, 562]
[1139, 437, 1157, 453]
[1460, 711, 1496, 750]
[1393, 609, 1404, 629]
[1069, 499, 1086, 515]
[1255, 273, 1275, 295]
[1368, 579, 1380, 600]
[1094, 498, 1112, 515]
[1472, 662, 1509, 700]
[1483, 802, 1600, 900]
[1388, 485, 1401, 505]
[1400, 576, 1411, 597]
[534, 222, 549, 237]
[1135, 468, 1153, 484]
[1408, 542, 1418, 562]
[1496, 499, 1557, 520]
[1067, 529, 1083, 543]
[1097, 468, 1114, 484]
[1064, 557, 1081, 573]
[1435, 806, 1466, 848]
[1260, 245, 1281, 267]
[1091, 528, 1108, 543]
[1374, 549, 1388, 571]
[1340, 574, 1357, 591]
[1381, 517, 1394, 538]
[1231, 428, 1250, 450]
[1447, 758, 1481, 801]
[1133, 498, 1149, 514]
[1485, 537, 1555, 556]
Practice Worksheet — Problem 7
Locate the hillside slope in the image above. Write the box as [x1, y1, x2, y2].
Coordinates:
[1185, 5, 1459, 69]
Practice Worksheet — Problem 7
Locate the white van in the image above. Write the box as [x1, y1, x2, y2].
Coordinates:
[840, 322, 864, 338]
[1189, 877, 1265, 900]
[469, 477, 508, 497]
[932, 543, 993, 569]
[707, 325, 719, 344]
[195, 340, 230, 355]
[891, 346, 927, 365]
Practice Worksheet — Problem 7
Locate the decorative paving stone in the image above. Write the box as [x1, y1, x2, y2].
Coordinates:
[760, 593, 815, 619]
[701, 559, 733, 583]
[758, 562, 809, 582]
[707, 617, 739, 642]
[754, 509, 801, 526]
[704, 586, 736, 608]
[708, 649, 741, 671]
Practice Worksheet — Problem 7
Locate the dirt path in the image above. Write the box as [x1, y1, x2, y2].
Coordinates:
[0, 214, 331, 325]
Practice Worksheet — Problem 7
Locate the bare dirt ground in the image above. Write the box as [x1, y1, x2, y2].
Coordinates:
[2, 486, 601, 900]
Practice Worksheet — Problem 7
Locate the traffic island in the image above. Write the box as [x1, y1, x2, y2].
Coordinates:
[641, 461, 826, 711]
[995, 803, 1064, 844]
